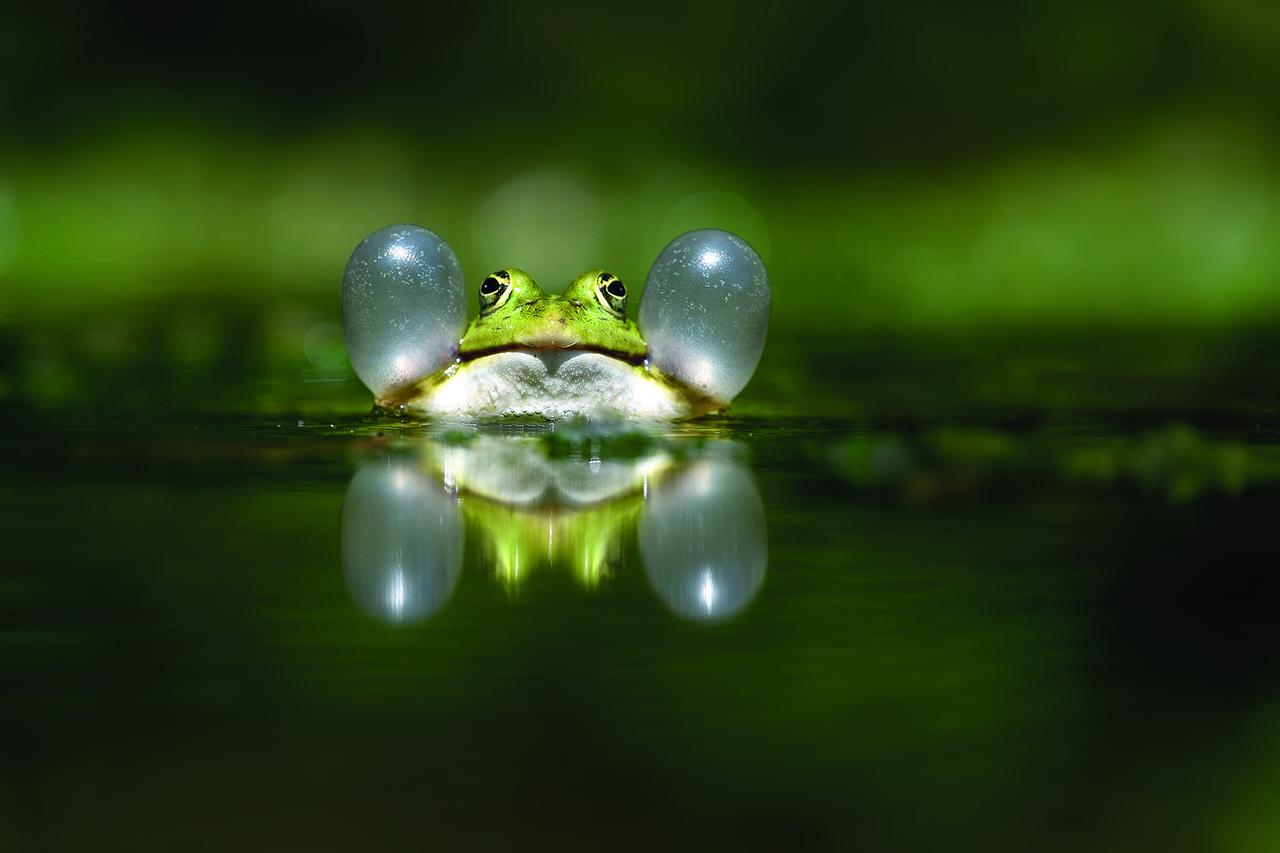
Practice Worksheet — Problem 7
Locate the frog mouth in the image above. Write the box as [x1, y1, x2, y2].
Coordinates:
[458, 342, 646, 367]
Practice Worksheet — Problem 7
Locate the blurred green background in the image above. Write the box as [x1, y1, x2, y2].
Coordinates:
[7, 6, 1280, 849]
[3, 0, 1280, 337]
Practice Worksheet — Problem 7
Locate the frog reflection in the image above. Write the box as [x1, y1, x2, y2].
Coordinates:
[340, 461, 463, 624]
[339, 434, 767, 624]
[639, 460, 768, 621]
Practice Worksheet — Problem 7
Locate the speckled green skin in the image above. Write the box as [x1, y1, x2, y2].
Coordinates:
[457, 269, 647, 359]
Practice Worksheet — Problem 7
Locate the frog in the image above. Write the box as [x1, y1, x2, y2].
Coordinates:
[342, 225, 770, 420]
[379, 268, 718, 420]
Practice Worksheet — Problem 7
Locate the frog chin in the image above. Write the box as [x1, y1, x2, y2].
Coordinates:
[403, 348, 703, 421]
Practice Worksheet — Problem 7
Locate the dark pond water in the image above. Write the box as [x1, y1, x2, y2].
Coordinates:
[3, 322, 1280, 851]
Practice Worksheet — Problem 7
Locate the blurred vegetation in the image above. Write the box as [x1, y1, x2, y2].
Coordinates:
[831, 424, 1280, 503]
[3, 117, 1280, 334]
[1, 0, 1279, 335]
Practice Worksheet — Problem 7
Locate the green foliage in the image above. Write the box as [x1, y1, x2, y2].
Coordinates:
[3, 119, 1280, 334]
[832, 425, 1280, 503]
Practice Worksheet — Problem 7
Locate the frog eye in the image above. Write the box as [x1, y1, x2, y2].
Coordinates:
[595, 273, 627, 318]
[341, 224, 467, 398]
[479, 270, 513, 314]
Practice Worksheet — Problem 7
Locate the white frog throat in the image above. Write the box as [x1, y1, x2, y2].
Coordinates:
[392, 349, 713, 421]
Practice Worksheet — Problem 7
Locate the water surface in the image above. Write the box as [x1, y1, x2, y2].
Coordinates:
[2, 322, 1280, 851]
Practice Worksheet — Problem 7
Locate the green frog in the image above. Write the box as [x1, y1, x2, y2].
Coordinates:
[380, 269, 717, 420]
[342, 225, 770, 420]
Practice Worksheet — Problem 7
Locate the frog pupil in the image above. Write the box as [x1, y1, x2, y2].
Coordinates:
[607, 279, 626, 298]
[480, 277, 502, 295]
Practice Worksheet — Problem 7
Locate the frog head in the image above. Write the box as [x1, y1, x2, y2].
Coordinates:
[456, 268, 647, 361]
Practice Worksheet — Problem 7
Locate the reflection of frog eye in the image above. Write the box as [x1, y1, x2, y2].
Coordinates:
[595, 273, 627, 318]
[479, 271, 512, 313]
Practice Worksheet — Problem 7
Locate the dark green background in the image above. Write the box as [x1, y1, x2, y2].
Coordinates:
[3, 0, 1280, 332]
[4, 3, 1280, 851]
